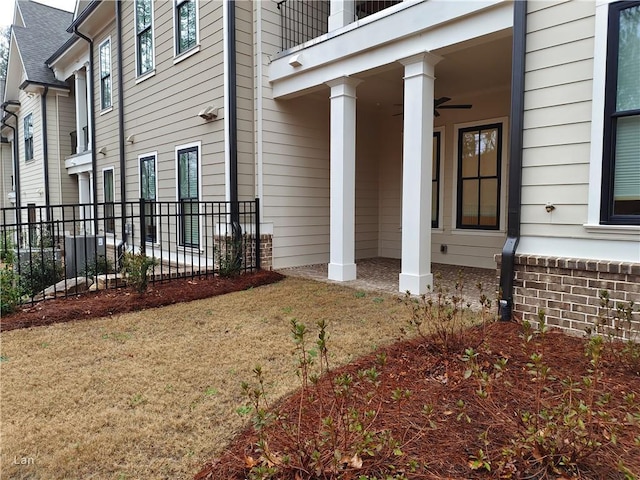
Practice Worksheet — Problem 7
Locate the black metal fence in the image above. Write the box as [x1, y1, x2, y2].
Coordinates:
[277, 0, 402, 51]
[0, 199, 260, 305]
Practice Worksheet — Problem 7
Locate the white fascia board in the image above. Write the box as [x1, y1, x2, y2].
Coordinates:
[518, 235, 640, 264]
[4, 37, 24, 101]
[270, 0, 512, 98]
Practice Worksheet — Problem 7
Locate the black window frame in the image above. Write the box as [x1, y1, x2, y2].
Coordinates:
[456, 123, 503, 230]
[600, 0, 640, 225]
[24, 113, 33, 162]
[135, 0, 154, 76]
[177, 146, 199, 248]
[140, 155, 157, 243]
[432, 131, 441, 229]
[175, 0, 197, 55]
[99, 39, 112, 110]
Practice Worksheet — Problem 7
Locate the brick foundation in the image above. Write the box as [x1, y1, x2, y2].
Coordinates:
[496, 254, 640, 337]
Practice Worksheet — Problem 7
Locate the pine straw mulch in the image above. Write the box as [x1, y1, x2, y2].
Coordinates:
[196, 321, 640, 480]
[0, 270, 284, 332]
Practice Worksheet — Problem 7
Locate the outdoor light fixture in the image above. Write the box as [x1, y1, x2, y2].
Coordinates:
[126, 135, 135, 144]
[198, 106, 218, 120]
[97, 146, 107, 155]
[289, 54, 303, 67]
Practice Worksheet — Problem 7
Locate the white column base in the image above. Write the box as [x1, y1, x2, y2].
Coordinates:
[399, 272, 433, 295]
[328, 262, 357, 281]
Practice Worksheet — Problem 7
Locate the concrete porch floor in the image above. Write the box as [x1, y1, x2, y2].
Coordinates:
[277, 257, 499, 310]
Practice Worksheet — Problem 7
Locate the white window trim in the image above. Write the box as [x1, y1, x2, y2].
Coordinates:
[584, 0, 640, 228]
[172, 0, 200, 59]
[175, 141, 202, 251]
[451, 116, 509, 235]
[433, 126, 445, 233]
[98, 36, 112, 111]
[139, 152, 159, 245]
[134, 0, 155, 79]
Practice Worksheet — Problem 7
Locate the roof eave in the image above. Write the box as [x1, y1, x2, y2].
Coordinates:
[66, 0, 101, 33]
[46, 36, 81, 66]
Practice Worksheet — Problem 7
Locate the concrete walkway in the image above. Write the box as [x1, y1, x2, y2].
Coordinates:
[278, 257, 498, 310]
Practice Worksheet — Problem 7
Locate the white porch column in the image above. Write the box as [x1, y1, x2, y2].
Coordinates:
[328, 0, 355, 31]
[73, 69, 87, 153]
[398, 52, 441, 295]
[326, 76, 362, 282]
[84, 63, 92, 151]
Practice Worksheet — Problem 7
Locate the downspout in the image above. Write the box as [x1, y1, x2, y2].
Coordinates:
[41, 86, 51, 220]
[72, 27, 98, 234]
[227, 0, 242, 254]
[499, 0, 527, 321]
[2, 103, 21, 214]
[116, 0, 127, 241]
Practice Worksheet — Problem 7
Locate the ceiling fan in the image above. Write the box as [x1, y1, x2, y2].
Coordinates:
[393, 97, 473, 117]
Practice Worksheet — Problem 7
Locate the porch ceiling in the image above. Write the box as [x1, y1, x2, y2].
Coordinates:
[352, 34, 513, 112]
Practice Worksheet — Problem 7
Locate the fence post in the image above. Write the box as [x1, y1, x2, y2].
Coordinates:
[139, 198, 146, 255]
[255, 198, 261, 270]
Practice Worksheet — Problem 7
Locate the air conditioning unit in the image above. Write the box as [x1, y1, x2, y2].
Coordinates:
[64, 235, 107, 278]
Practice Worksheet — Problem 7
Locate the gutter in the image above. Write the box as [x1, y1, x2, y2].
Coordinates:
[499, 0, 527, 321]
[226, 0, 242, 247]
[116, 0, 126, 240]
[72, 27, 99, 234]
[1, 101, 21, 214]
[41, 86, 51, 220]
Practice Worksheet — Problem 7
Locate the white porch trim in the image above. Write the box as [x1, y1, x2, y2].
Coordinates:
[326, 76, 362, 282]
[398, 53, 441, 295]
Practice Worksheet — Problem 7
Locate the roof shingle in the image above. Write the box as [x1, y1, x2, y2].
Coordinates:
[13, 0, 73, 87]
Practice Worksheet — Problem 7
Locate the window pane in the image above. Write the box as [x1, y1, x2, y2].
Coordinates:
[461, 179, 479, 226]
[101, 77, 111, 109]
[479, 128, 498, 176]
[431, 186, 438, 225]
[138, 29, 153, 74]
[613, 115, 640, 215]
[178, 0, 196, 53]
[616, 5, 640, 111]
[136, 0, 152, 32]
[104, 170, 114, 202]
[479, 178, 498, 226]
[461, 132, 478, 177]
[141, 157, 156, 201]
[100, 41, 110, 77]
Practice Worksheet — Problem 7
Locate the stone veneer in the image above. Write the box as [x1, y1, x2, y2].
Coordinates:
[496, 254, 640, 337]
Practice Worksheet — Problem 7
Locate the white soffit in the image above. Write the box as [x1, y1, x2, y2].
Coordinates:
[269, 0, 513, 99]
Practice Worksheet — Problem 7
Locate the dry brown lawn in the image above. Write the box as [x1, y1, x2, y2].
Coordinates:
[0, 277, 412, 479]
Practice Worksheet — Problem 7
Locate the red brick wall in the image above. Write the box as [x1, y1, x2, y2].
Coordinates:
[498, 255, 640, 337]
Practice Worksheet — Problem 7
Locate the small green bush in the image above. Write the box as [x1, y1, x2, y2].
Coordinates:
[0, 265, 23, 315]
[0, 233, 16, 264]
[120, 249, 158, 293]
[80, 255, 113, 277]
[18, 251, 63, 297]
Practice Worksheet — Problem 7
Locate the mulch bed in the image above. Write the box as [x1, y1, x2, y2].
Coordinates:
[1, 270, 284, 332]
[196, 321, 640, 480]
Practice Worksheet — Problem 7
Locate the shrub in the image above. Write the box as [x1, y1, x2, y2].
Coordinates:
[238, 320, 408, 479]
[80, 254, 113, 277]
[120, 249, 158, 293]
[0, 233, 16, 264]
[17, 251, 63, 297]
[0, 265, 23, 315]
[216, 237, 244, 278]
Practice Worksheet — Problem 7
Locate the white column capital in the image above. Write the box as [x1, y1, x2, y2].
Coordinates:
[398, 52, 442, 79]
[73, 68, 86, 79]
[326, 76, 363, 95]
